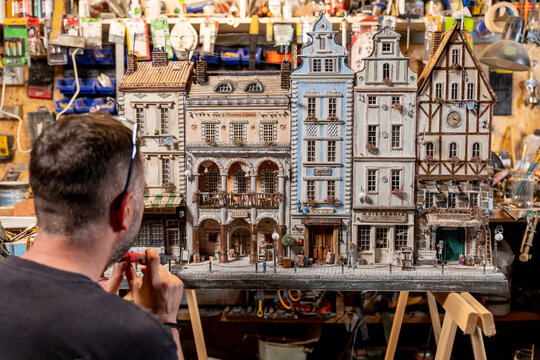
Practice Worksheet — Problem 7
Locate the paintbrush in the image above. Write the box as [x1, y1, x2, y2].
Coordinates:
[519, 143, 528, 173]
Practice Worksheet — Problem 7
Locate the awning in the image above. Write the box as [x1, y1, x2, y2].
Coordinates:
[304, 218, 342, 226]
[144, 194, 183, 208]
[426, 185, 439, 193]
[447, 185, 461, 194]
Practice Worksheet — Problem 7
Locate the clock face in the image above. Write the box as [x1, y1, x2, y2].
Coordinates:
[446, 111, 462, 127]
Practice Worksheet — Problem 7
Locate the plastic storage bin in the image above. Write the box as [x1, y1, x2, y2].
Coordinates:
[74, 98, 94, 113]
[199, 48, 220, 65]
[55, 98, 75, 114]
[78, 79, 98, 95]
[241, 48, 262, 66]
[56, 78, 77, 95]
[68, 49, 95, 65]
[94, 47, 115, 65]
[91, 97, 117, 114]
[96, 79, 116, 95]
[220, 47, 242, 66]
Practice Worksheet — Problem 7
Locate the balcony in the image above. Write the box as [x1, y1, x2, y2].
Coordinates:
[225, 193, 253, 208]
[255, 193, 279, 209]
[196, 192, 221, 208]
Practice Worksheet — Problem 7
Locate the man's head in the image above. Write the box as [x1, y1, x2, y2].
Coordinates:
[30, 113, 144, 255]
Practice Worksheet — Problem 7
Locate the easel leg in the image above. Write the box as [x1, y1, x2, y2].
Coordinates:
[185, 289, 208, 360]
[435, 314, 458, 360]
[427, 292, 441, 346]
[384, 291, 409, 360]
[470, 327, 487, 360]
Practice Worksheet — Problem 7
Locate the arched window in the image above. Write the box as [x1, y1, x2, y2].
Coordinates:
[234, 168, 249, 193]
[215, 82, 233, 93]
[245, 81, 263, 93]
[467, 83, 474, 99]
[435, 83, 442, 98]
[451, 49, 460, 64]
[383, 63, 390, 79]
[451, 83, 458, 100]
[449, 142, 458, 158]
[472, 142, 481, 158]
[426, 142, 435, 157]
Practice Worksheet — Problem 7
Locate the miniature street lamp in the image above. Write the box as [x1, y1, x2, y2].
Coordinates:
[272, 230, 279, 272]
[494, 225, 504, 273]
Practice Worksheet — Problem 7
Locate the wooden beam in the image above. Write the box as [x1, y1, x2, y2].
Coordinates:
[427, 292, 442, 346]
[470, 327, 487, 360]
[384, 291, 409, 360]
[460, 292, 496, 337]
[435, 314, 458, 360]
[185, 289, 208, 360]
[433, 292, 478, 334]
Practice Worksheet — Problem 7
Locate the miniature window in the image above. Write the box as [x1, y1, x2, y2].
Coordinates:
[395, 225, 408, 251]
[425, 192, 435, 208]
[391, 125, 401, 149]
[312, 59, 322, 72]
[367, 125, 378, 147]
[382, 42, 392, 53]
[367, 169, 377, 192]
[262, 169, 277, 193]
[234, 168, 249, 193]
[307, 124, 317, 137]
[368, 96, 377, 106]
[470, 193, 479, 207]
[245, 81, 263, 93]
[451, 83, 459, 100]
[472, 182, 480, 191]
[207, 232, 219, 243]
[391, 169, 401, 191]
[467, 83, 475, 99]
[383, 63, 390, 80]
[204, 123, 217, 141]
[307, 141, 316, 162]
[307, 98, 316, 117]
[327, 180, 335, 198]
[150, 223, 163, 246]
[426, 142, 435, 157]
[136, 223, 151, 246]
[327, 124, 338, 137]
[449, 142, 458, 158]
[167, 219, 180, 228]
[160, 108, 169, 134]
[168, 229, 180, 246]
[262, 123, 275, 142]
[472, 142, 481, 158]
[327, 141, 336, 162]
[375, 227, 388, 248]
[391, 96, 400, 105]
[324, 58, 334, 72]
[451, 49, 460, 65]
[317, 35, 326, 51]
[135, 107, 145, 134]
[306, 180, 315, 200]
[328, 98, 337, 117]
[447, 193, 457, 208]
[205, 169, 220, 193]
[232, 124, 245, 142]
[264, 234, 273, 243]
[357, 226, 371, 251]
[215, 82, 233, 93]
[161, 158, 170, 184]
[435, 83, 442, 99]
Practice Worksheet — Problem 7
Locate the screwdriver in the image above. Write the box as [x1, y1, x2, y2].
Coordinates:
[124, 251, 167, 265]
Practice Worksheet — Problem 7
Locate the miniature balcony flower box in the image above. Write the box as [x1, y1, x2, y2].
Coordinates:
[246, 191, 255, 200]
[449, 155, 461, 165]
[434, 97, 445, 105]
[391, 103, 403, 112]
[324, 195, 339, 205]
[205, 138, 217, 146]
[162, 182, 176, 193]
[366, 143, 379, 155]
[471, 155, 482, 165]
[327, 114, 338, 121]
[425, 154, 435, 165]
[193, 190, 202, 203]
[272, 191, 283, 202]
[265, 140, 275, 148]
[305, 198, 316, 207]
[306, 114, 316, 121]
[217, 190, 228, 201]
[383, 77, 392, 86]
[391, 186, 405, 198]
[233, 139, 244, 147]
[450, 63, 463, 73]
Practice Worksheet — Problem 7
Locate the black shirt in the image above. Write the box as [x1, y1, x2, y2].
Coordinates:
[0, 256, 177, 360]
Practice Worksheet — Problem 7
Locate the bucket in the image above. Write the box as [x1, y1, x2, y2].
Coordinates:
[0, 181, 29, 206]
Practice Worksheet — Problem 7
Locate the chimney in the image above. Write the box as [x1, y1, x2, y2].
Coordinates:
[280, 58, 291, 89]
[126, 54, 137, 74]
[152, 49, 169, 67]
[195, 56, 208, 84]
[430, 31, 442, 59]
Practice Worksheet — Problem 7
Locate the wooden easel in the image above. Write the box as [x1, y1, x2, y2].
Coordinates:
[185, 289, 208, 360]
[384, 291, 496, 360]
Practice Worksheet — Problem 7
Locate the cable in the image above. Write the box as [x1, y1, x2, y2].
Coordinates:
[0, 70, 32, 154]
[56, 48, 82, 120]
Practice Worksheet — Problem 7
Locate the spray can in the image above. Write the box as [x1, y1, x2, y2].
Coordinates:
[18, 0, 31, 17]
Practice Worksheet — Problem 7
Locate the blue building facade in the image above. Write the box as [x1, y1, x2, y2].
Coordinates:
[289, 14, 354, 263]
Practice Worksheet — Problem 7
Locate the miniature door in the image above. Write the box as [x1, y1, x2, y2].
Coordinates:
[437, 227, 465, 262]
[231, 228, 250, 256]
[374, 227, 392, 264]
[309, 226, 333, 262]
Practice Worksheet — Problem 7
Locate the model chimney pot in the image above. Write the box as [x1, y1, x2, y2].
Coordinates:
[126, 54, 137, 74]
[152, 50, 169, 67]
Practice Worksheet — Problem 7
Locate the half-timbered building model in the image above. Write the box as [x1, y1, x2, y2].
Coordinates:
[353, 26, 417, 266]
[290, 14, 354, 264]
[118, 52, 193, 258]
[416, 22, 497, 265]
[185, 71, 290, 263]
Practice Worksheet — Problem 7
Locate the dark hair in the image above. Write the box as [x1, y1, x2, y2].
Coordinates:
[30, 113, 142, 243]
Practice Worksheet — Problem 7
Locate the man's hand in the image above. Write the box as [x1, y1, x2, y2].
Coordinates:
[125, 248, 183, 322]
[98, 262, 127, 294]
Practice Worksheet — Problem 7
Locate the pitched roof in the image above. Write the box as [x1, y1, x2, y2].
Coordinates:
[119, 61, 193, 91]
[417, 23, 498, 101]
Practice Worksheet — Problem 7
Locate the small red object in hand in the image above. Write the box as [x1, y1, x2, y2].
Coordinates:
[124, 252, 167, 265]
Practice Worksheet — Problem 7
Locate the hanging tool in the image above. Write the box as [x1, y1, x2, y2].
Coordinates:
[124, 251, 167, 265]
[400, 13, 420, 50]
[255, 291, 264, 317]
[520, 210, 538, 262]
[525, 60, 539, 107]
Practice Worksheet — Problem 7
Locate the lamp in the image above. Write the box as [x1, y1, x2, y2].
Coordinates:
[480, 16, 531, 71]
[272, 230, 279, 272]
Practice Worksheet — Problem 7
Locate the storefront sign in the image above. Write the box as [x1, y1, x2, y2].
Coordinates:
[231, 210, 249, 218]
[144, 207, 176, 214]
[313, 168, 332, 176]
[357, 211, 407, 223]
[311, 208, 334, 214]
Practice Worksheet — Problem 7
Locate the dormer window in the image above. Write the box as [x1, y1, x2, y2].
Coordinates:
[382, 42, 392, 53]
[317, 35, 327, 51]
[245, 81, 263, 93]
[215, 81, 234, 93]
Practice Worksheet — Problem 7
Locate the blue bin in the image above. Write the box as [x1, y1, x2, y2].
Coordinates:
[55, 98, 75, 114]
[241, 48, 262, 66]
[96, 78, 116, 95]
[220, 47, 242, 66]
[94, 47, 115, 65]
[56, 78, 77, 95]
[92, 97, 117, 114]
[79, 79, 98, 95]
[68, 49, 95, 65]
[74, 97, 93, 113]
[200, 48, 220, 65]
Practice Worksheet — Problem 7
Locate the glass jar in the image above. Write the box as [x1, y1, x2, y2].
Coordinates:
[512, 173, 535, 208]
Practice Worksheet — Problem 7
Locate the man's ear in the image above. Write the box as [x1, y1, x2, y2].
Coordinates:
[112, 191, 134, 232]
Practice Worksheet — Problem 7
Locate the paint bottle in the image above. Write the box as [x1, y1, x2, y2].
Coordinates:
[18, 0, 32, 17]
[6, 0, 20, 17]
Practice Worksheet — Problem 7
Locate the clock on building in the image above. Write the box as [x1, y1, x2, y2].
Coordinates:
[446, 111, 462, 127]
